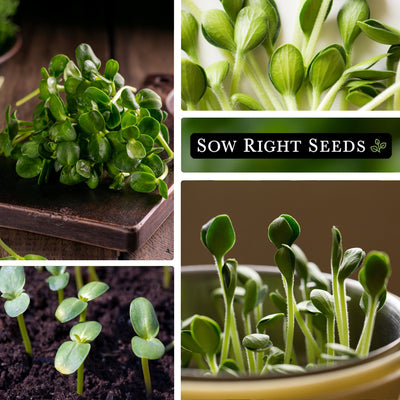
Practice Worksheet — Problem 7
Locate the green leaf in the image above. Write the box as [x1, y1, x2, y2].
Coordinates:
[84, 86, 110, 105]
[265, 346, 285, 365]
[221, 0, 244, 21]
[191, 315, 221, 357]
[55, 297, 87, 323]
[49, 54, 70, 78]
[158, 179, 169, 199]
[348, 69, 395, 80]
[182, 10, 200, 61]
[310, 289, 335, 318]
[201, 214, 236, 261]
[244, 279, 258, 314]
[234, 6, 268, 54]
[78, 110, 105, 134]
[206, 61, 230, 88]
[268, 214, 300, 248]
[23, 254, 47, 261]
[222, 259, 238, 305]
[131, 336, 165, 360]
[70, 321, 102, 343]
[121, 88, 139, 110]
[49, 94, 67, 121]
[56, 142, 80, 166]
[78, 281, 109, 302]
[76, 159, 92, 179]
[49, 119, 77, 143]
[46, 266, 67, 275]
[55, 341, 91, 375]
[337, 0, 370, 52]
[358, 251, 391, 300]
[181, 330, 204, 354]
[274, 244, 296, 281]
[181, 59, 208, 108]
[300, 0, 333, 37]
[358, 19, 400, 45]
[63, 60, 81, 80]
[126, 140, 146, 160]
[16, 156, 43, 179]
[104, 59, 119, 80]
[135, 89, 162, 110]
[291, 244, 309, 280]
[4, 293, 30, 317]
[60, 165, 85, 185]
[88, 134, 111, 163]
[75, 43, 101, 70]
[201, 9, 236, 52]
[231, 93, 264, 110]
[338, 247, 366, 281]
[0, 267, 26, 296]
[138, 117, 160, 139]
[242, 333, 272, 352]
[331, 226, 342, 274]
[269, 44, 305, 96]
[308, 45, 346, 93]
[130, 297, 160, 340]
[47, 274, 70, 291]
[142, 154, 164, 177]
[257, 313, 285, 332]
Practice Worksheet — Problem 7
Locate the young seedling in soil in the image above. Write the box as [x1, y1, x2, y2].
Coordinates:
[130, 297, 165, 397]
[181, 213, 391, 376]
[45, 266, 69, 304]
[0, 266, 32, 356]
[55, 280, 109, 323]
[55, 321, 102, 395]
[0, 238, 46, 260]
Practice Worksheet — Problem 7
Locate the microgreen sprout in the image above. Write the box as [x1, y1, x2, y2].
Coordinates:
[0, 266, 32, 356]
[0, 43, 173, 198]
[55, 280, 109, 323]
[45, 266, 69, 304]
[181, 213, 392, 377]
[181, 0, 400, 110]
[55, 321, 102, 395]
[130, 297, 165, 397]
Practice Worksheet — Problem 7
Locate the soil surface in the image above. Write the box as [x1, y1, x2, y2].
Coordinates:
[0, 266, 174, 400]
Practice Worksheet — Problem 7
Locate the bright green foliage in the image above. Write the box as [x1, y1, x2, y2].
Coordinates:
[0, 43, 173, 199]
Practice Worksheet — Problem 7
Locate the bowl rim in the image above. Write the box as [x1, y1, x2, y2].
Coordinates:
[0, 32, 22, 65]
[181, 264, 400, 382]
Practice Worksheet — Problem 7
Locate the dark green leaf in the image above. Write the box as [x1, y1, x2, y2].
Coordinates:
[130, 297, 160, 340]
[16, 156, 43, 178]
[56, 142, 80, 166]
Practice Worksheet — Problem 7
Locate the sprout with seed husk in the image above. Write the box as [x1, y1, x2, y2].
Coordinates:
[55, 321, 102, 395]
[130, 297, 165, 397]
[45, 266, 69, 304]
[0, 266, 32, 356]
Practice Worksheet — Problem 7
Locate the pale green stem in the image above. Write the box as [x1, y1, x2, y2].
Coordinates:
[212, 85, 232, 111]
[207, 354, 219, 376]
[292, 0, 307, 48]
[284, 94, 298, 111]
[340, 54, 352, 110]
[74, 266, 84, 291]
[163, 266, 171, 289]
[182, 0, 202, 21]
[142, 358, 152, 396]
[77, 363, 84, 395]
[293, 303, 321, 358]
[284, 278, 295, 364]
[186, 101, 197, 111]
[79, 308, 87, 322]
[303, 0, 332, 66]
[338, 279, 350, 347]
[356, 298, 379, 357]
[332, 272, 345, 346]
[317, 74, 348, 111]
[247, 53, 283, 110]
[256, 304, 264, 372]
[245, 314, 256, 374]
[359, 80, 400, 111]
[88, 266, 99, 282]
[392, 61, 400, 110]
[231, 51, 246, 96]
[17, 313, 32, 357]
[229, 310, 245, 371]
[16, 88, 40, 107]
[326, 316, 335, 365]
[312, 89, 321, 111]
[111, 85, 137, 105]
[0, 238, 22, 259]
[57, 289, 64, 304]
[157, 132, 174, 163]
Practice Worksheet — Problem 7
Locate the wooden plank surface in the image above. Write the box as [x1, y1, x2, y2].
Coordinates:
[0, 3, 174, 260]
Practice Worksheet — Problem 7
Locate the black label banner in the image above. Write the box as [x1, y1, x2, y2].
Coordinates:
[190, 133, 392, 159]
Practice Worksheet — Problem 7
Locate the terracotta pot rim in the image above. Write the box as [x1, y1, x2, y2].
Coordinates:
[0, 32, 22, 65]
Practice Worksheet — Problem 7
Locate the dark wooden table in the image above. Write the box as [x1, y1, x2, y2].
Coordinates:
[0, 1, 174, 260]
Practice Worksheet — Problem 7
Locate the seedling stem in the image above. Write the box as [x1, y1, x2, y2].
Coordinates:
[17, 314, 32, 357]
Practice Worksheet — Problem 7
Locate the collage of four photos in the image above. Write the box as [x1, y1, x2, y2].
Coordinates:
[0, 0, 400, 399]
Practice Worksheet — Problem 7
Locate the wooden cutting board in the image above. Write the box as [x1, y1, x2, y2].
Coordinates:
[0, 157, 174, 252]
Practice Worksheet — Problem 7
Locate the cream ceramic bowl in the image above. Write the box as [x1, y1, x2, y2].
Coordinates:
[181, 266, 400, 400]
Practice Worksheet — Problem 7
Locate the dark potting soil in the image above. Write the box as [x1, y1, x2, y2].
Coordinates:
[0, 266, 174, 400]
